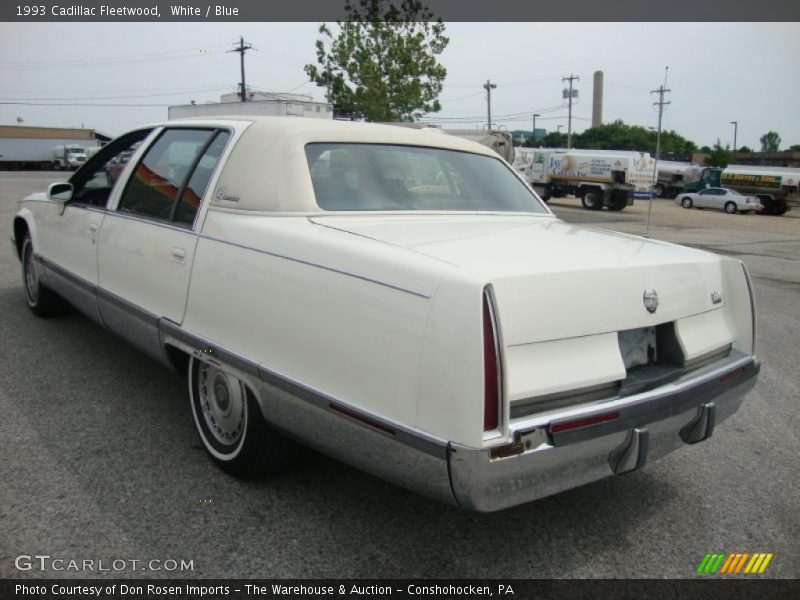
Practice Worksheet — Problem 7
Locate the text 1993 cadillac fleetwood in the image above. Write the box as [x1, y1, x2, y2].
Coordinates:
[13, 118, 759, 511]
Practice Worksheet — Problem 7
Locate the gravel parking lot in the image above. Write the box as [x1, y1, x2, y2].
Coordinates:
[1, 172, 798, 579]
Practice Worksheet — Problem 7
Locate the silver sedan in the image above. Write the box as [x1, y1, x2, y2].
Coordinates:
[676, 187, 763, 214]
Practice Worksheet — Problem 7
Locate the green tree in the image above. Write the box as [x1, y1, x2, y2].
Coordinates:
[759, 130, 781, 152]
[706, 139, 732, 168]
[789, 144, 800, 152]
[304, 0, 449, 121]
[571, 120, 697, 158]
[540, 131, 568, 148]
[738, 145, 754, 153]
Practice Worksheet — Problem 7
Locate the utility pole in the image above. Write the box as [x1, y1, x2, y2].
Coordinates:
[646, 66, 671, 237]
[532, 113, 540, 144]
[483, 79, 497, 131]
[229, 36, 253, 102]
[730, 120, 738, 155]
[562, 74, 579, 148]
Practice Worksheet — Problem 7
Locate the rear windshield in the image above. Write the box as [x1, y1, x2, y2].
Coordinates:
[305, 143, 546, 213]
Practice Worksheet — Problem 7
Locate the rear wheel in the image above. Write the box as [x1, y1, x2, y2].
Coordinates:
[581, 189, 603, 210]
[724, 201, 737, 214]
[681, 197, 693, 209]
[189, 357, 297, 476]
[21, 233, 66, 317]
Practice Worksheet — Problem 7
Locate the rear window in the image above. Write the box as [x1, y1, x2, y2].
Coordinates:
[305, 143, 546, 213]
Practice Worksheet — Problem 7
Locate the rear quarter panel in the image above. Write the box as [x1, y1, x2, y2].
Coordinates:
[184, 210, 447, 429]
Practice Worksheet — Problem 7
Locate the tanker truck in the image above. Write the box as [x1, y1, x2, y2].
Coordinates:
[382, 122, 515, 163]
[515, 148, 655, 211]
[680, 165, 797, 215]
[653, 160, 695, 199]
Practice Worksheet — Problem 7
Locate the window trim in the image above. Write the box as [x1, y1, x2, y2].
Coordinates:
[115, 126, 231, 229]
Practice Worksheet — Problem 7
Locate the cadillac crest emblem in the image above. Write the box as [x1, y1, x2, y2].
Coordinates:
[643, 289, 659, 314]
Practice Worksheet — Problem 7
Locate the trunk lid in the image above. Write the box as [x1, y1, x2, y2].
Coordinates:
[311, 214, 726, 344]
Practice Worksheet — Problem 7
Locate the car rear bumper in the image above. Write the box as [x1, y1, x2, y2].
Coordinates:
[448, 353, 759, 512]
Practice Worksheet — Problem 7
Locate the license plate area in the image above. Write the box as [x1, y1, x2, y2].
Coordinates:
[618, 326, 657, 371]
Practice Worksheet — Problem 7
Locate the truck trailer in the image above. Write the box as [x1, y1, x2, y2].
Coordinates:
[515, 148, 655, 211]
[0, 125, 98, 170]
[680, 165, 797, 215]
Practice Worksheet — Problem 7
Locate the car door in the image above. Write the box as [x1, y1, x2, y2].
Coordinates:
[695, 188, 716, 209]
[97, 127, 230, 363]
[36, 131, 152, 323]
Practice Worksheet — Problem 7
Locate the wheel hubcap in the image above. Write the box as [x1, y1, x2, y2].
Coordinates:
[23, 243, 38, 303]
[198, 363, 245, 446]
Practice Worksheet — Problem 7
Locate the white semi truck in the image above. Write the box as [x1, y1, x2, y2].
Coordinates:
[514, 148, 655, 211]
[0, 126, 98, 170]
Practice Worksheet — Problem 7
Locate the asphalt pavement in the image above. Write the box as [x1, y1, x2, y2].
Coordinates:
[1, 173, 797, 579]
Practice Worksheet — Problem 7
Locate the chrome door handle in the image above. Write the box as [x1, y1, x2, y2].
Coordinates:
[170, 246, 187, 260]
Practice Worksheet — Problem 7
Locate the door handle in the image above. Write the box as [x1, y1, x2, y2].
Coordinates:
[89, 223, 99, 232]
[170, 246, 187, 261]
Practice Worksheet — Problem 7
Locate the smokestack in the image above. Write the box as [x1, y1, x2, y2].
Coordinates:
[592, 70, 604, 128]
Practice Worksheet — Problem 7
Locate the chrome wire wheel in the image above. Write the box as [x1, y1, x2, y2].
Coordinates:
[188, 355, 297, 476]
[22, 238, 38, 305]
[196, 361, 247, 450]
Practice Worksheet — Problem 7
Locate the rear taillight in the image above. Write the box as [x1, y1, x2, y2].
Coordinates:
[483, 288, 501, 432]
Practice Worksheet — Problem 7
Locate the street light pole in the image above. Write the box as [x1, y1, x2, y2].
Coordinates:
[532, 113, 540, 144]
[730, 120, 738, 155]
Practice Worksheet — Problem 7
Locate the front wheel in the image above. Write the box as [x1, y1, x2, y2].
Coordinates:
[724, 201, 737, 214]
[189, 357, 297, 476]
[21, 233, 66, 317]
[681, 197, 693, 209]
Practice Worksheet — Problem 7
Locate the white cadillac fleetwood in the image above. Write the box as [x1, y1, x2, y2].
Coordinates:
[12, 117, 759, 511]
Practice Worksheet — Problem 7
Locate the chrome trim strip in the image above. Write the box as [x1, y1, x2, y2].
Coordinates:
[198, 234, 431, 299]
[742, 262, 757, 355]
[158, 319, 447, 458]
[482, 285, 505, 439]
[96, 287, 159, 327]
[36, 255, 95, 293]
[104, 209, 198, 235]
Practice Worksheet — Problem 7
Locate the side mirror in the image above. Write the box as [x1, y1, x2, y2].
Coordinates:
[48, 182, 73, 202]
[48, 182, 73, 215]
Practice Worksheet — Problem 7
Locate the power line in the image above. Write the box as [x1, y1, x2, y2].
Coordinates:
[0, 46, 228, 71]
[0, 86, 231, 102]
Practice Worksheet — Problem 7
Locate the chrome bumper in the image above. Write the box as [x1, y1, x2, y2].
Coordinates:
[449, 353, 759, 512]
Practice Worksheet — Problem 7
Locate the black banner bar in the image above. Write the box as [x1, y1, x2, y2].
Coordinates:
[2, 579, 799, 600]
[2, 0, 800, 22]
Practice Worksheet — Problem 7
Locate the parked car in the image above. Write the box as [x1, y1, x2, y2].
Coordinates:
[676, 187, 763, 214]
[12, 118, 760, 512]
